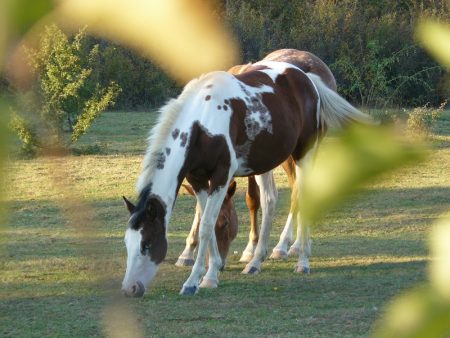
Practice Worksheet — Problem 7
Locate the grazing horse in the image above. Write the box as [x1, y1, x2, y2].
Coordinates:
[122, 60, 372, 297]
[176, 50, 339, 272]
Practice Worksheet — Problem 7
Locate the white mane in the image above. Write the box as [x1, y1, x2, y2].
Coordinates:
[136, 75, 207, 193]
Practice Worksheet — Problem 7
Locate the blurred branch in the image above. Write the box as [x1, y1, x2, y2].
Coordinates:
[416, 20, 450, 68]
[56, 0, 240, 83]
[372, 14, 450, 338]
[300, 126, 426, 225]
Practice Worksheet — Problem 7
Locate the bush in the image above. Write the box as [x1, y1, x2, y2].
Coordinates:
[19, 24, 121, 151]
[406, 101, 448, 136]
[8, 112, 39, 156]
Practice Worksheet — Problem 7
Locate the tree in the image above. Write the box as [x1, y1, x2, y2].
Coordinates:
[19, 24, 121, 151]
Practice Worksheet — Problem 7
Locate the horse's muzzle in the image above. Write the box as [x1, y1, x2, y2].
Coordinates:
[122, 281, 145, 298]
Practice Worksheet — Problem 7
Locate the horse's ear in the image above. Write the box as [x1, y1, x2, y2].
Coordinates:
[226, 180, 237, 199]
[182, 183, 196, 197]
[122, 196, 136, 214]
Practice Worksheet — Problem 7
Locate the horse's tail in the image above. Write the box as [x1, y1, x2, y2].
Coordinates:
[307, 73, 374, 129]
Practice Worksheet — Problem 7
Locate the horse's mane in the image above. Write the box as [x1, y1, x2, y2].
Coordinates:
[136, 75, 206, 193]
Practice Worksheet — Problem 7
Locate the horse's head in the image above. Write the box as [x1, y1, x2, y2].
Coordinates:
[215, 180, 238, 269]
[121, 195, 168, 297]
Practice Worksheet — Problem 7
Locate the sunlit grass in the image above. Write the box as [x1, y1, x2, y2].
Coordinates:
[2, 110, 449, 336]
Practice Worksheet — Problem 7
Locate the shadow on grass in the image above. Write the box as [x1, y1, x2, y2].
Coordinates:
[4, 184, 448, 263]
[0, 257, 427, 337]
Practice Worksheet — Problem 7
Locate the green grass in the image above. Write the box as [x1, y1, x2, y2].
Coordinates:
[2, 110, 450, 337]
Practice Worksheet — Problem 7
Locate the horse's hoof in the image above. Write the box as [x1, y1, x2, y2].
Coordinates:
[239, 252, 253, 263]
[175, 258, 195, 267]
[288, 247, 300, 257]
[294, 266, 311, 274]
[270, 249, 288, 260]
[180, 285, 198, 295]
[242, 265, 260, 275]
[200, 278, 218, 288]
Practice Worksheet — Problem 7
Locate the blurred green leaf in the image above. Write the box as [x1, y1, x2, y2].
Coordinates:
[7, 0, 54, 34]
[300, 126, 426, 224]
[416, 20, 450, 68]
[0, 100, 11, 235]
[429, 216, 450, 299]
[373, 216, 450, 338]
[372, 286, 450, 338]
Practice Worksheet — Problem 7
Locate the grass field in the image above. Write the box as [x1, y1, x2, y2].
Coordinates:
[1, 110, 450, 337]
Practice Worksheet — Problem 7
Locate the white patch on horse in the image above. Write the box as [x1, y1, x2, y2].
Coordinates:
[122, 228, 159, 294]
[237, 84, 273, 141]
[244, 110, 273, 140]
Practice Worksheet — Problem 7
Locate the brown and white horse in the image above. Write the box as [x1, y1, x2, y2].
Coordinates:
[242, 50, 339, 269]
[122, 59, 371, 296]
[176, 50, 339, 273]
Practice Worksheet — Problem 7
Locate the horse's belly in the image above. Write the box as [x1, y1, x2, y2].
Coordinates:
[234, 136, 295, 177]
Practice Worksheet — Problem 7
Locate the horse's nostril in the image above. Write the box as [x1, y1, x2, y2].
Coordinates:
[122, 281, 145, 297]
[131, 281, 145, 297]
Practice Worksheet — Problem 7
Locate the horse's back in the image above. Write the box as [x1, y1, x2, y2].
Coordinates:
[230, 62, 321, 174]
[263, 49, 337, 91]
[228, 49, 337, 92]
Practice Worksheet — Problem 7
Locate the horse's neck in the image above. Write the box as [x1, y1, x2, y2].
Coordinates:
[151, 141, 190, 212]
[138, 115, 197, 226]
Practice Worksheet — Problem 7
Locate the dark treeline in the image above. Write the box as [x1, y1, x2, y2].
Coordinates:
[223, 0, 449, 108]
[5, 0, 450, 110]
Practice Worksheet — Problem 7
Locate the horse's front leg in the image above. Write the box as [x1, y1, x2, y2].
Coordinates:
[242, 171, 278, 274]
[180, 186, 230, 295]
[176, 204, 200, 266]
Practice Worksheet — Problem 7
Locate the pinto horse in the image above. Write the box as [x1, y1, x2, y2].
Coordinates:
[122, 60, 372, 296]
[239, 49, 339, 268]
[176, 50, 338, 272]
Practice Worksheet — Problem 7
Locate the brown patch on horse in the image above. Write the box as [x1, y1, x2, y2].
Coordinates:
[156, 152, 166, 169]
[128, 190, 168, 264]
[178, 122, 232, 194]
[180, 132, 188, 147]
[229, 67, 320, 174]
[172, 128, 180, 140]
[234, 68, 274, 89]
[263, 49, 337, 92]
[228, 62, 253, 75]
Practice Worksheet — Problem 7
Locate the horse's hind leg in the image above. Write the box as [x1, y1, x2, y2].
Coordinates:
[270, 203, 295, 259]
[270, 157, 297, 259]
[289, 147, 317, 274]
[240, 175, 260, 263]
[242, 171, 278, 275]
